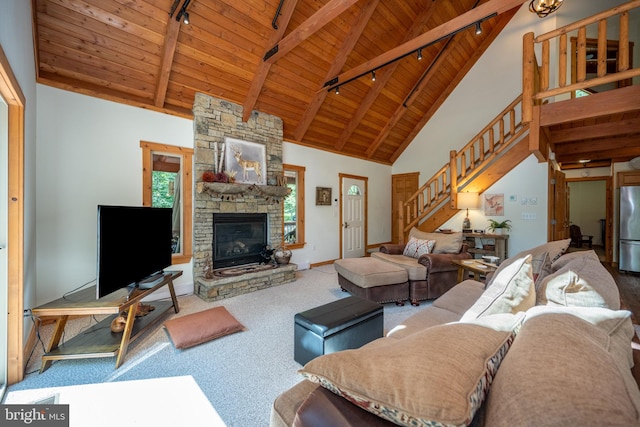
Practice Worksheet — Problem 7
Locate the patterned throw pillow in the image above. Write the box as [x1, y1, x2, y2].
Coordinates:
[402, 237, 435, 258]
[299, 313, 523, 427]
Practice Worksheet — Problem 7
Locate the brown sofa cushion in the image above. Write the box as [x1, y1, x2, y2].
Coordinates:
[299, 314, 522, 427]
[551, 248, 600, 270]
[409, 227, 463, 254]
[484, 312, 640, 427]
[163, 306, 244, 349]
[537, 255, 620, 309]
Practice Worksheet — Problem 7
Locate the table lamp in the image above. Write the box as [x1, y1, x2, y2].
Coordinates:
[457, 192, 479, 232]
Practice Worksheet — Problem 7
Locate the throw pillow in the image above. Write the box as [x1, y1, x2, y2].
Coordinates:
[551, 249, 600, 271]
[460, 255, 535, 321]
[536, 255, 620, 309]
[163, 306, 245, 349]
[402, 237, 435, 258]
[299, 314, 522, 427]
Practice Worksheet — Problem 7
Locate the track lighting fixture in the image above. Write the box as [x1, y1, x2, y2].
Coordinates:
[174, 0, 191, 24]
[529, 0, 563, 18]
[323, 11, 497, 94]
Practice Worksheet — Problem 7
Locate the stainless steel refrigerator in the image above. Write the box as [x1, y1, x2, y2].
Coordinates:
[619, 186, 640, 273]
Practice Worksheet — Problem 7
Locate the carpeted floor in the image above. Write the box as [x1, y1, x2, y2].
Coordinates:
[5, 264, 422, 426]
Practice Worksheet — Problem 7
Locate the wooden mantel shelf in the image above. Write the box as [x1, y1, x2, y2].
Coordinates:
[196, 182, 291, 198]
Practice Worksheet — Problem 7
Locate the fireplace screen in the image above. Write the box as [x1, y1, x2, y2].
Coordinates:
[212, 213, 268, 269]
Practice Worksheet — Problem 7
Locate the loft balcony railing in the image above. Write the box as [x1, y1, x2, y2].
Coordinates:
[523, 0, 640, 122]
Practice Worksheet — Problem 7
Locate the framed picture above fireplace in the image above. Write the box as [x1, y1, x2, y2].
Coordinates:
[224, 137, 267, 185]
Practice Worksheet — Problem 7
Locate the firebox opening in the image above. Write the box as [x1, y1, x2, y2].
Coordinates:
[213, 213, 268, 270]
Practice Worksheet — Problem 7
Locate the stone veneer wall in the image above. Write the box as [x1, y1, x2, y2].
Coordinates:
[192, 93, 295, 301]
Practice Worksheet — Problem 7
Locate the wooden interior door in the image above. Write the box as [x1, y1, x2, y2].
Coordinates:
[549, 164, 569, 241]
[391, 173, 419, 243]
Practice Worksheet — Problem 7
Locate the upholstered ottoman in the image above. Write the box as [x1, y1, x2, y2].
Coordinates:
[334, 257, 409, 305]
[294, 296, 383, 366]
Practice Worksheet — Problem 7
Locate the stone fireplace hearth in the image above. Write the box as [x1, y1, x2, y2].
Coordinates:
[192, 94, 296, 302]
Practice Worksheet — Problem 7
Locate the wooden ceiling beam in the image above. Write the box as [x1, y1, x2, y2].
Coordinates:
[154, 17, 181, 108]
[263, 0, 362, 64]
[554, 135, 640, 162]
[242, 0, 299, 122]
[540, 85, 640, 126]
[550, 117, 640, 143]
[323, 0, 527, 90]
[294, 0, 380, 142]
[388, 10, 517, 163]
[333, 0, 438, 151]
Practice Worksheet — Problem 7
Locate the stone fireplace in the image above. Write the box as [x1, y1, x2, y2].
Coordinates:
[192, 93, 296, 302]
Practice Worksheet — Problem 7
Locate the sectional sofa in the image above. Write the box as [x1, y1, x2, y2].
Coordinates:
[271, 241, 640, 426]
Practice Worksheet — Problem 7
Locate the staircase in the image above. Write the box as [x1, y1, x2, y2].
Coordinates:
[398, 1, 640, 244]
[397, 95, 531, 242]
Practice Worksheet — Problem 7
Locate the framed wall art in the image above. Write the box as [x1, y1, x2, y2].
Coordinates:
[316, 187, 332, 206]
[484, 193, 505, 216]
[224, 137, 267, 185]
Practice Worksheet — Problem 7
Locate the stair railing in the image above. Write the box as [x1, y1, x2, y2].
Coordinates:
[523, 0, 640, 123]
[398, 95, 527, 242]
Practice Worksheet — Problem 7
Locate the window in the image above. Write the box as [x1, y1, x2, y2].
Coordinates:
[141, 141, 193, 264]
[283, 164, 305, 249]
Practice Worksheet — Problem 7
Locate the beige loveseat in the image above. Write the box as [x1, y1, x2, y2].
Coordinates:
[373, 227, 472, 304]
[271, 241, 640, 427]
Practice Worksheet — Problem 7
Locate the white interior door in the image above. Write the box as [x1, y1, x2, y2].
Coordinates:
[342, 176, 366, 258]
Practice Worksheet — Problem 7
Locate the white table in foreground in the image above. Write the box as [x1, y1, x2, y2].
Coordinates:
[4, 375, 226, 427]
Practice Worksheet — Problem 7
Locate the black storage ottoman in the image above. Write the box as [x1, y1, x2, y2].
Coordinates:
[294, 296, 383, 366]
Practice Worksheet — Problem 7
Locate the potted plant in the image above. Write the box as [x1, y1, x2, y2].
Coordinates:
[487, 219, 512, 234]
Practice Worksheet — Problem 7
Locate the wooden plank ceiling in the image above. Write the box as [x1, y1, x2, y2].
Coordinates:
[32, 0, 526, 165]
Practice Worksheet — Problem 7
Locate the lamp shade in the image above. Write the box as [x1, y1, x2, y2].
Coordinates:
[457, 192, 479, 210]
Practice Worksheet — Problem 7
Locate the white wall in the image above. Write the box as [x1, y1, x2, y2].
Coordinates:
[283, 142, 391, 268]
[35, 86, 194, 305]
[1, 1, 38, 316]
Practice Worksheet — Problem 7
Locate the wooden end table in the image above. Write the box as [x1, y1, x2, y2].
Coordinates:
[32, 270, 181, 373]
[451, 259, 498, 282]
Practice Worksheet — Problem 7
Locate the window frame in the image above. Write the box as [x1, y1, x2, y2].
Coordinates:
[140, 141, 193, 265]
[282, 164, 305, 250]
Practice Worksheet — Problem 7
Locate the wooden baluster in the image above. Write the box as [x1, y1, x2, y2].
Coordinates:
[559, 33, 567, 88]
[478, 136, 485, 164]
[522, 32, 535, 123]
[449, 151, 457, 209]
[398, 201, 405, 243]
[488, 127, 495, 154]
[460, 152, 467, 178]
[541, 40, 550, 91]
[499, 118, 505, 145]
[619, 12, 629, 73]
[509, 109, 516, 136]
[577, 27, 587, 82]
[597, 20, 607, 77]
[419, 192, 424, 214]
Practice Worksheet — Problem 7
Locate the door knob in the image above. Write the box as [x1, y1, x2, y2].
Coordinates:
[344, 222, 349, 228]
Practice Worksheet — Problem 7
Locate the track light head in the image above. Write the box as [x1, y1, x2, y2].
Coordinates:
[475, 22, 482, 35]
[417, 48, 423, 61]
[371, 70, 376, 82]
[183, 12, 190, 24]
[335, 86, 340, 95]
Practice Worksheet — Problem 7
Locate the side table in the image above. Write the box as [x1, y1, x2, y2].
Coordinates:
[451, 259, 497, 282]
[32, 270, 181, 372]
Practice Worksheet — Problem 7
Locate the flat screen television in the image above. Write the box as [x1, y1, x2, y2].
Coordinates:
[96, 205, 173, 299]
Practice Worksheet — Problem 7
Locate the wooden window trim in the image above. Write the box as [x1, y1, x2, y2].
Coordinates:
[283, 164, 305, 249]
[140, 141, 193, 264]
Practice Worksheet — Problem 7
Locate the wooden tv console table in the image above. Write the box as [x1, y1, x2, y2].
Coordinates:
[32, 270, 182, 373]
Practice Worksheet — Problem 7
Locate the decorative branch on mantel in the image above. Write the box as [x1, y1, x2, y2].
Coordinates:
[196, 182, 291, 201]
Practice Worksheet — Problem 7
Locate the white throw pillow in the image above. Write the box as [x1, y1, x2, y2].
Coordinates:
[402, 237, 435, 258]
[461, 255, 535, 321]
